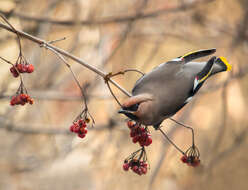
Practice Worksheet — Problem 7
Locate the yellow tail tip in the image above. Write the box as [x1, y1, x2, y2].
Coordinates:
[219, 56, 232, 71]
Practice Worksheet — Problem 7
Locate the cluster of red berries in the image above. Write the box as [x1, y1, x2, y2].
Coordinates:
[123, 159, 148, 175]
[181, 155, 200, 167]
[180, 145, 200, 167]
[10, 64, 34, 77]
[10, 94, 34, 106]
[70, 119, 88, 138]
[127, 121, 152, 147]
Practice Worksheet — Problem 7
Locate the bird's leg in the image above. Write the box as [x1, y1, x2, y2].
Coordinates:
[153, 122, 162, 130]
[169, 118, 195, 147]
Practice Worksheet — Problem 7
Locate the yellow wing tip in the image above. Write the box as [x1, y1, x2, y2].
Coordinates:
[219, 56, 232, 71]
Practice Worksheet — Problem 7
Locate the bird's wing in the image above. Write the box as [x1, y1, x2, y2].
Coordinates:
[174, 48, 216, 63]
[132, 63, 181, 95]
[191, 56, 216, 96]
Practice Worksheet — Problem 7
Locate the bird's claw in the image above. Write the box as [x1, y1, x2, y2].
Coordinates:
[104, 71, 125, 83]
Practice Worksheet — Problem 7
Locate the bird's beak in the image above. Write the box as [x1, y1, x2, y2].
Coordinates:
[118, 108, 131, 114]
[118, 109, 138, 120]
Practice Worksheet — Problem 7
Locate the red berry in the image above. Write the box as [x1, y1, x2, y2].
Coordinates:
[73, 124, 80, 133]
[132, 165, 138, 172]
[130, 131, 136, 137]
[145, 137, 152, 146]
[181, 155, 188, 163]
[27, 64, 34, 73]
[70, 125, 75, 132]
[10, 67, 19, 77]
[191, 158, 200, 167]
[28, 98, 34, 105]
[80, 127, 88, 134]
[20, 100, 25, 105]
[17, 64, 23, 73]
[10, 97, 16, 106]
[141, 167, 147, 174]
[78, 133, 86, 138]
[139, 127, 145, 133]
[132, 136, 139, 143]
[137, 168, 142, 175]
[20, 94, 28, 102]
[13, 72, 19, 77]
[22, 65, 28, 72]
[123, 163, 129, 171]
[127, 120, 134, 128]
[142, 162, 148, 167]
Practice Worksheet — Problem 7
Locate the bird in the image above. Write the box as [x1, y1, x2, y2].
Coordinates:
[118, 49, 232, 129]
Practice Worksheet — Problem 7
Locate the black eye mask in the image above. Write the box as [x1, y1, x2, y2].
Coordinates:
[122, 103, 139, 112]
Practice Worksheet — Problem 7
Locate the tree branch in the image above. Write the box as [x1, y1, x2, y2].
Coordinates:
[0, 21, 132, 97]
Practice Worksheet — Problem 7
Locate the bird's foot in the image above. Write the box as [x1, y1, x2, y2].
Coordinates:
[104, 71, 125, 83]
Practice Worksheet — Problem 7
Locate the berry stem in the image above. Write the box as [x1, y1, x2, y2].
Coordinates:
[44, 46, 88, 106]
[158, 128, 184, 155]
[169, 118, 195, 146]
[0, 14, 23, 55]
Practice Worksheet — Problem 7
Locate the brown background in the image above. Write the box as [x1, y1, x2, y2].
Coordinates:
[0, 0, 247, 190]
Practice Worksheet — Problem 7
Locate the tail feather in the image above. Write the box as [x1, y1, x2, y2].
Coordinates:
[181, 48, 216, 63]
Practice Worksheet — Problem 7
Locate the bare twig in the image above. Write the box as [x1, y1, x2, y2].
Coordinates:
[0, 21, 131, 97]
[42, 45, 88, 108]
[0, 14, 22, 54]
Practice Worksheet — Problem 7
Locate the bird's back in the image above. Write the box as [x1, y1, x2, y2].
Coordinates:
[132, 61, 203, 119]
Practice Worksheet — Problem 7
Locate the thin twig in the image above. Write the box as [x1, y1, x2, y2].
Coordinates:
[0, 22, 132, 97]
[0, 56, 13, 65]
[123, 69, 145, 76]
[0, 56, 24, 88]
[105, 81, 122, 107]
[48, 37, 67, 44]
[0, 14, 22, 54]
[43, 45, 88, 108]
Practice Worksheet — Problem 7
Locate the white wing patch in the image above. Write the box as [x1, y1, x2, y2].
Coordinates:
[184, 96, 193, 103]
[171, 57, 182, 62]
[193, 77, 199, 91]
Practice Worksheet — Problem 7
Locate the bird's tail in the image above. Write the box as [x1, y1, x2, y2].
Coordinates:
[214, 57, 232, 72]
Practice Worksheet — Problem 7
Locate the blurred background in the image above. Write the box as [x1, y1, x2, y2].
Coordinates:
[0, 0, 247, 189]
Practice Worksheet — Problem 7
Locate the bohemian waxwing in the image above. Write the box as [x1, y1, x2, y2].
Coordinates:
[118, 49, 232, 129]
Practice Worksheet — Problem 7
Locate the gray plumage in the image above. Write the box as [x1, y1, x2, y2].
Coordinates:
[119, 49, 231, 128]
